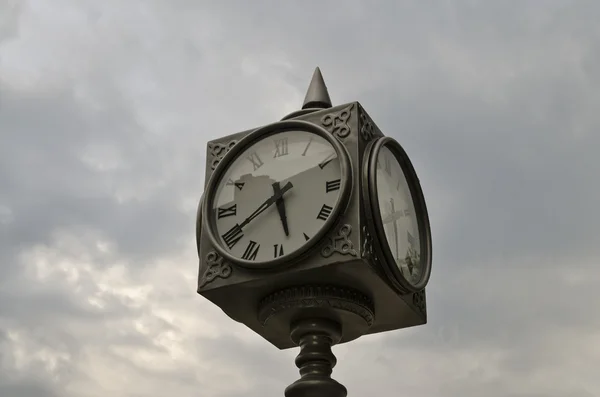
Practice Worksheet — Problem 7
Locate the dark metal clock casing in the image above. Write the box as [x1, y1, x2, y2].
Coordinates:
[197, 102, 430, 349]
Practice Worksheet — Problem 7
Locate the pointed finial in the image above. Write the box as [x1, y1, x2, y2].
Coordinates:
[302, 67, 332, 109]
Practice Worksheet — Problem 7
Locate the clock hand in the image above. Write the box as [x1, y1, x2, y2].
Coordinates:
[390, 199, 400, 262]
[272, 182, 290, 236]
[239, 182, 293, 229]
[383, 210, 405, 224]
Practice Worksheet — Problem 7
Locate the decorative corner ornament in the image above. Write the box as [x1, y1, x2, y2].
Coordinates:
[358, 106, 377, 142]
[412, 289, 426, 313]
[208, 140, 237, 170]
[321, 103, 354, 139]
[321, 224, 357, 258]
[199, 251, 232, 288]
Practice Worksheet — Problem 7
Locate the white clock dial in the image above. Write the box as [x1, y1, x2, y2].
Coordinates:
[210, 129, 345, 264]
[376, 146, 423, 286]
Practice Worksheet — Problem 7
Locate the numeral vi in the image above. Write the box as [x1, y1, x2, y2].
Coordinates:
[273, 244, 284, 258]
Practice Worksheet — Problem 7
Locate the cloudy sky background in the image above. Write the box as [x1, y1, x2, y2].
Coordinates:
[1, 1, 599, 396]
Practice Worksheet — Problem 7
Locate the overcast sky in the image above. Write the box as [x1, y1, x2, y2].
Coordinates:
[1, 1, 599, 396]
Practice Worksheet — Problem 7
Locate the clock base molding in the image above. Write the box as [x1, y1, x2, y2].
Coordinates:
[258, 284, 375, 338]
[199, 255, 426, 349]
[284, 318, 347, 397]
[258, 285, 373, 397]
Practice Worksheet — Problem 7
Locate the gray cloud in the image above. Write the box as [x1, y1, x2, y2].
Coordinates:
[1, 1, 599, 396]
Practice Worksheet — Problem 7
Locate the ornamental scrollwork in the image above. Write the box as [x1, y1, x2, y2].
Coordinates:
[361, 226, 382, 274]
[359, 107, 377, 142]
[208, 140, 237, 170]
[321, 103, 354, 139]
[321, 224, 357, 258]
[412, 289, 426, 313]
[199, 251, 232, 288]
[258, 285, 375, 326]
[361, 225, 374, 259]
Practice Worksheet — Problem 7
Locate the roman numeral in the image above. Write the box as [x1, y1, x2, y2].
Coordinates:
[226, 179, 245, 190]
[222, 224, 243, 249]
[303, 233, 310, 241]
[302, 137, 313, 156]
[407, 231, 416, 248]
[273, 138, 289, 158]
[325, 179, 341, 193]
[242, 240, 260, 260]
[247, 152, 264, 170]
[317, 204, 333, 221]
[273, 244, 284, 258]
[217, 204, 237, 219]
[318, 152, 336, 169]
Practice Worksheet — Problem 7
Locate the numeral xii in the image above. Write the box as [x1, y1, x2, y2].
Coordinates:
[273, 138, 289, 158]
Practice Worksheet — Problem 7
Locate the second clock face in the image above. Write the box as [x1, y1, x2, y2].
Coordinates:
[376, 146, 423, 287]
[210, 129, 346, 265]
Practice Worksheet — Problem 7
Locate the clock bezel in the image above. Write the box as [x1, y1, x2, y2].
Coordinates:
[203, 119, 353, 270]
[195, 192, 204, 257]
[362, 136, 432, 292]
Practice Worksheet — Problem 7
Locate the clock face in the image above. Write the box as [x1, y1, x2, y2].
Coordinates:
[375, 145, 423, 287]
[207, 128, 348, 266]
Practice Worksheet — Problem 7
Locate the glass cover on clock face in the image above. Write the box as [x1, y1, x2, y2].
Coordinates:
[210, 129, 345, 264]
[375, 145, 423, 286]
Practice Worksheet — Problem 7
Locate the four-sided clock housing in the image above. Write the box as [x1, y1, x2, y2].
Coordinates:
[197, 102, 432, 349]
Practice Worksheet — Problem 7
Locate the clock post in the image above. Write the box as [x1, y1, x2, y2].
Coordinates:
[196, 67, 432, 397]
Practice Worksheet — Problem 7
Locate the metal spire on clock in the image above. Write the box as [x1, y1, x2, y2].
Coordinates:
[282, 66, 333, 120]
[302, 67, 332, 109]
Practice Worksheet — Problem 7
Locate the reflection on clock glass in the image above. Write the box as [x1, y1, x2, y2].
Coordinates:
[375, 145, 422, 286]
[211, 130, 344, 263]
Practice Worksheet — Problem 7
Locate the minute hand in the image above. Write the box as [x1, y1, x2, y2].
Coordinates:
[382, 210, 405, 224]
[239, 182, 293, 228]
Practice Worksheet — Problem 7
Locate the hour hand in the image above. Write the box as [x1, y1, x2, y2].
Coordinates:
[239, 182, 293, 228]
[273, 182, 289, 236]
